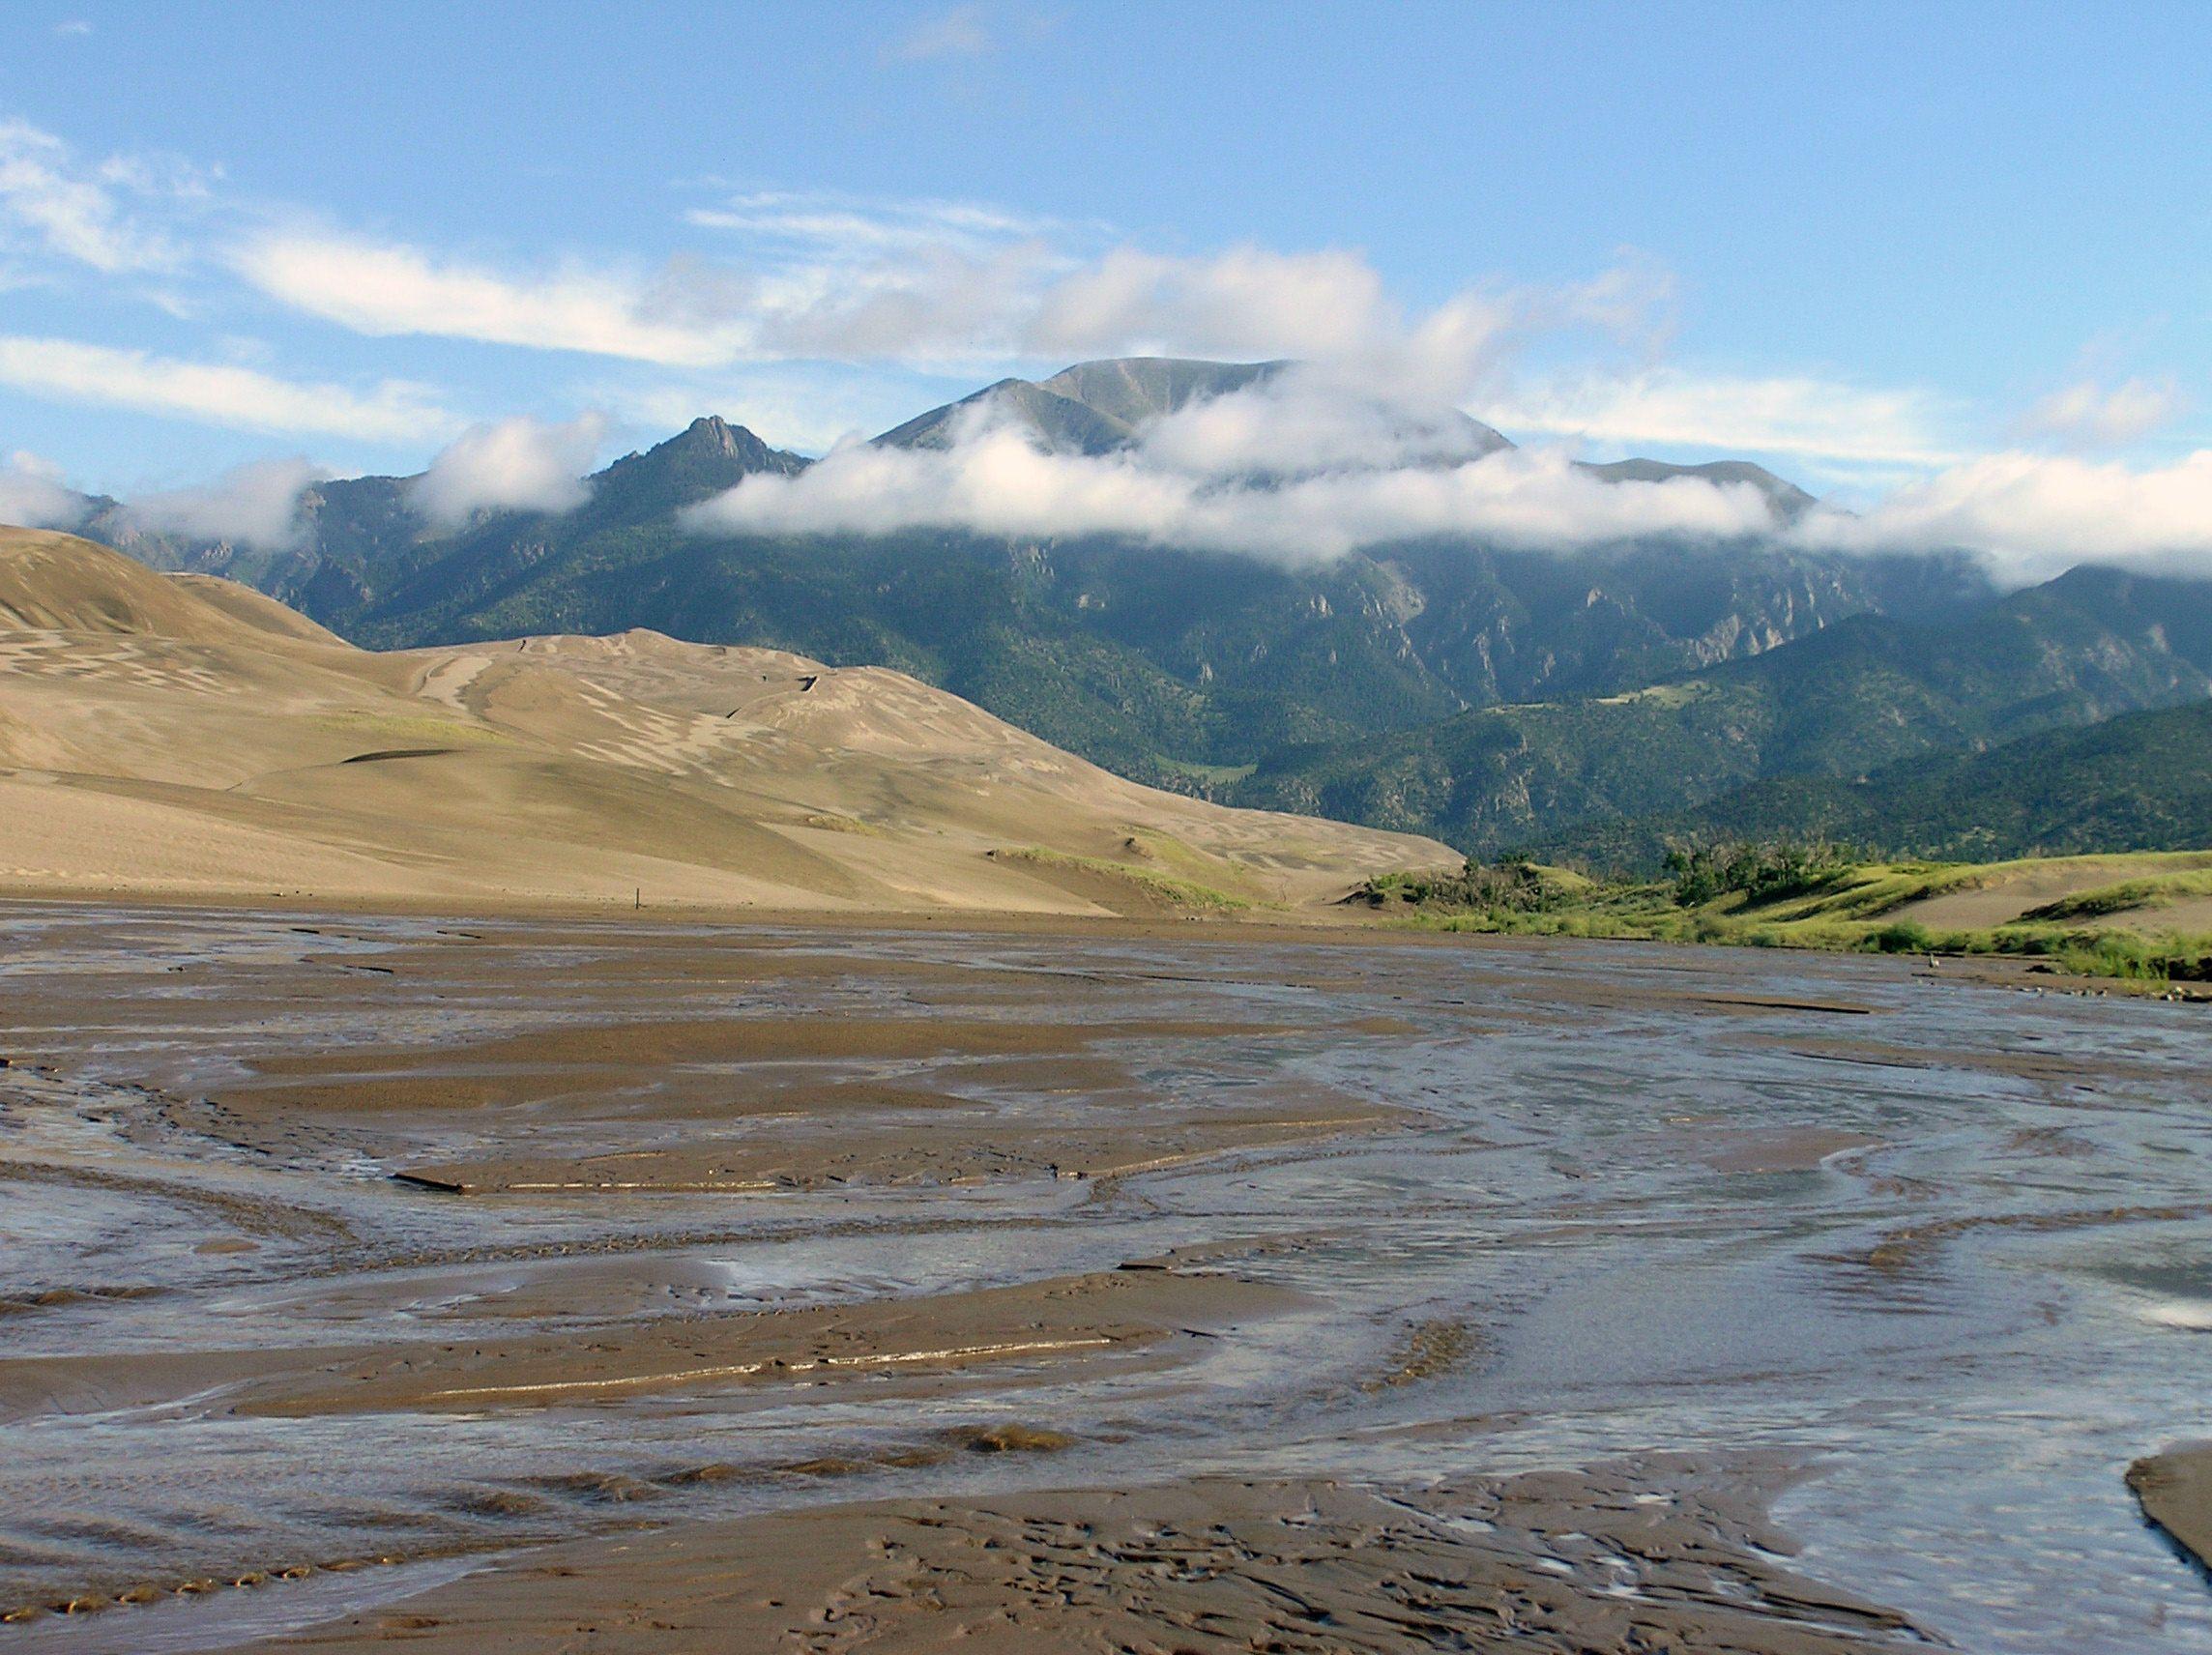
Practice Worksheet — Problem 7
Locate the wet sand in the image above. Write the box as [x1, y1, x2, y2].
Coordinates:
[223, 1461, 1917, 1655]
[2130, 1445, 2212, 1575]
[0, 1267, 1294, 1424]
[3, 904, 2210, 1650]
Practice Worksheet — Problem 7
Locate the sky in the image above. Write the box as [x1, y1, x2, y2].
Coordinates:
[3, 1, 2212, 572]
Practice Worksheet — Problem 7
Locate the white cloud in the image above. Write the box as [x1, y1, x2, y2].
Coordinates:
[1138, 367, 1505, 479]
[1491, 367, 1963, 471]
[124, 456, 325, 550]
[0, 118, 180, 274]
[683, 393, 2212, 583]
[52, 19, 93, 37]
[685, 408, 1780, 563]
[234, 232, 759, 366]
[1795, 449, 2212, 583]
[0, 450, 82, 528]
[0, 334, 452, 441]
[238, 213, 1668, 418]
[685, 191, 1055, 255]
[2017, 376, 2185, 449]
[1020, 251, 1672, 405]
[757, 240, 1066, 363]
[232, 221, 1077, 371]
[1029, 246, 1387, 363]
[411, 412, 609, 525]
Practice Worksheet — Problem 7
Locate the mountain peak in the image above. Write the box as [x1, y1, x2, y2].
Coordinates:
[875, 355, 1511, 463]
[1575, 458, 1818, 523]
[588, 417, 809, 516]
[1035, 357, 1290, 428]
[673, 414, 756, 457]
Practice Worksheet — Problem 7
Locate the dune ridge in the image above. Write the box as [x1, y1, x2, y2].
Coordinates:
[0, 527, 1450, 915]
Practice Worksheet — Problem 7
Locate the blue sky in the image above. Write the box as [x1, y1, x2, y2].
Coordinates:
[1, 0, 2208, 535]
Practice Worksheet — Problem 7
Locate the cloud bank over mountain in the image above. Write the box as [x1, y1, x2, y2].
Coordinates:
[668, 362, 2212, 581]
[123, 455, 326, 550]
[411, 413, 610, 525]
[687, 393, 1781, 563]
[0, 450, 80, 529]
[1802, 449, 2212, 582]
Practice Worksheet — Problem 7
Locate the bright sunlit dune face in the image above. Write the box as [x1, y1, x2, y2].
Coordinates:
[0, 527, 1450, 915]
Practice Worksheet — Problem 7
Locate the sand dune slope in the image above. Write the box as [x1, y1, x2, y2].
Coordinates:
[0, 528, 1452, 915]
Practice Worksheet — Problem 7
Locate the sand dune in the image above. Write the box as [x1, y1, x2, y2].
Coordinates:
[0, 528, 1451, 915]
[1886, 852, 2212, 932]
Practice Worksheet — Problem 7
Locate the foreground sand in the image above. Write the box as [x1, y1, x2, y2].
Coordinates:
[2130, 1444, 2212, 1575]
[221, 1462, 1917, 1655]
[8, 909, 2212, 1646]
[0, 527, 1450, 915]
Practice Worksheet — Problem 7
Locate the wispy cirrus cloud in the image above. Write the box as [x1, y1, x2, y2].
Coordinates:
[231, 233, 760, 366]
[0, 334, 454, 441]
[2016, 376, 2186, 449]
[0, 117, 193, 275]
[1489, 367, 1965, 473]
[229, 211, 1070, 370]
[684, 190, 1058, 253]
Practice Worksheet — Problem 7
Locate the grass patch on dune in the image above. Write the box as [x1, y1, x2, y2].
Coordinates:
[306, 711, 508, 745]
[1359, 839, 2212, 986]
[798, 812, 886, 836]
[992, 845, 1253, 912]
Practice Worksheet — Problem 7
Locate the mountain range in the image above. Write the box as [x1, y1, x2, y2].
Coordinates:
[31, 355, 2212, 865]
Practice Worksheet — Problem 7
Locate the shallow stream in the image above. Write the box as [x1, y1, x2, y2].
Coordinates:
[2, 906, 2209, 1651]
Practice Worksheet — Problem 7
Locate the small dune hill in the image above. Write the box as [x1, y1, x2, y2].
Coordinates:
[167, 570, 354, 647]
[0, 528, 1452, 915]
[1640, 850, 2212, 941]
[1874, 853, 2212, 935]
[0, 528, 276, 642]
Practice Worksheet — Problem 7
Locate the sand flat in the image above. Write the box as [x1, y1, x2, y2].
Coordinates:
[0, 1268, 1292, 1424]
[2130, 1444, 2212, 1573]
[235, 1267, 1294, 1417]
[215, 1461, 1922, 1654]
[395, 1110, 1400, 1195]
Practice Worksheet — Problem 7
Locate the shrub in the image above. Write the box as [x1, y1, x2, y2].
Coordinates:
[1664, 837, 1854, 908]
[1868, 920, 1936, 954]
[1364, 858, 1573, 915]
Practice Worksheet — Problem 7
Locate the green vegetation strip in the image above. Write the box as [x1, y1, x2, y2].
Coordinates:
[1362, 842, 2212, 985]
[992, 846, 1253, 912]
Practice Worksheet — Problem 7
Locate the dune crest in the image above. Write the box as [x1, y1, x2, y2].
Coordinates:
[0, 528, 1450, 915]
